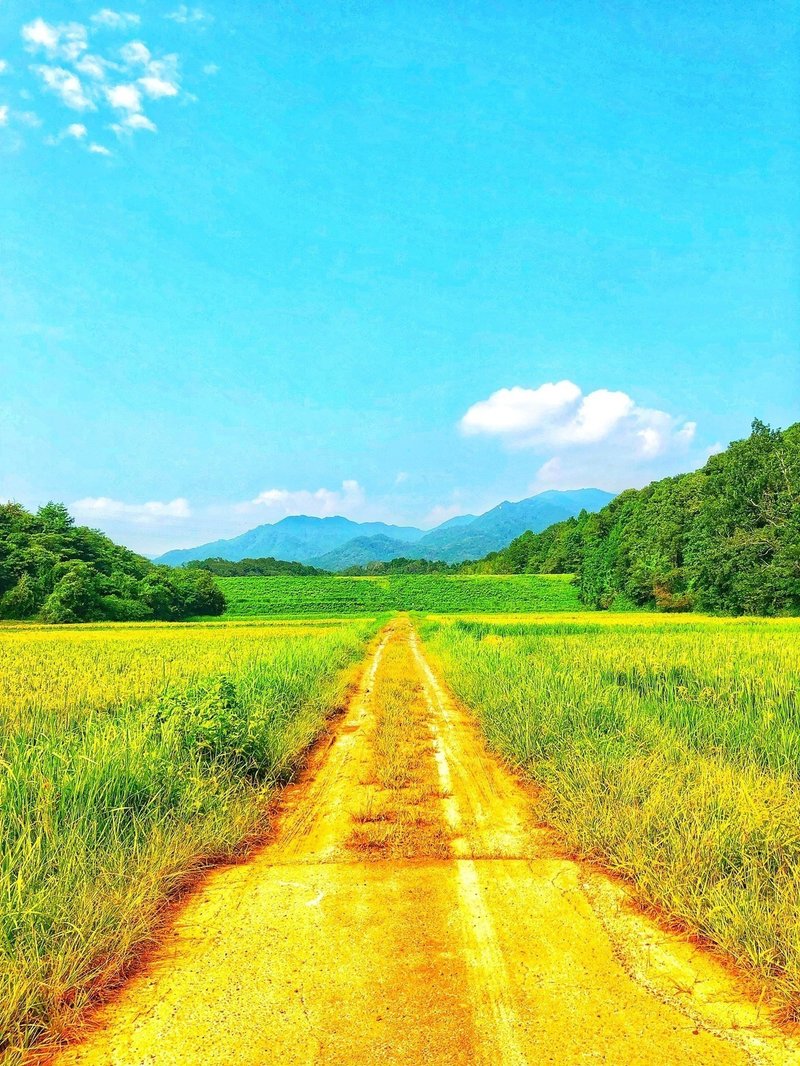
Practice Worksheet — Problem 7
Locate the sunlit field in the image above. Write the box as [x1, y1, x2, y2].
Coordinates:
[217, 573, 580, 616]
[421, 613, 800, 1015]
[0, 619, 378, 1060]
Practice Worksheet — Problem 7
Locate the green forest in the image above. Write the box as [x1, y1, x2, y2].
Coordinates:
[0, 502, 225, 622]
[469, 420, 800, 615]
[186, 556, 326, 577]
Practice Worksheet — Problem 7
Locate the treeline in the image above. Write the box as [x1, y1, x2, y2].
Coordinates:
[468, 420, 800, 615]
[0, 502, 225, 623]
[185, 556, 326, 577]
[340, 558, 459, 576]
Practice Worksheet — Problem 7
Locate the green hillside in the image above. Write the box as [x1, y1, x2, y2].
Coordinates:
[469, 420, 800, 615]
[0, 502, 225, 623]
[217, 574, 580, 617]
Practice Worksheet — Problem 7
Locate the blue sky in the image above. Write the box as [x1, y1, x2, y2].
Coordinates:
[2, 1, 797, 554]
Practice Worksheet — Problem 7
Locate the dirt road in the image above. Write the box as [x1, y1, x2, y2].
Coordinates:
[52, 621, 799, 1065]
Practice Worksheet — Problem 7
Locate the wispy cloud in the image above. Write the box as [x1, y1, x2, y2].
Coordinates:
[0, 61, 9, 75]
[90, 10, 141, 31]
[45, 121, 87, 145]
[234, 480, 368, 521]
[165, 6, 212, 26]
[72, 496, 192, 523]
[8, 11, 202, 154]
[0, 106, 8, 126]
[32, 65, 94, 110]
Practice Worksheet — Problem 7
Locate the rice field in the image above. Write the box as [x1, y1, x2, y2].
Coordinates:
[421, 613, 800, 1015]
[217, 573, 580, 617]
[0, 618, 378, 1062]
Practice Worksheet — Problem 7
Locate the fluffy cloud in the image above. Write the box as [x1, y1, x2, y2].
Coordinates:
[461, 380, 696, 460]
[12, 14, 194, 151]
[32, 66, 94, 110]
[91, 10, 141, 30]
[105, 82, 141, 111]
[139, 75, 178, 98]
[0, 106, 8, 126]
[236, 480, 367, 519]
[22, 19, 88, 62]
[0, 61, 9, 75]
[72, 496, 191, 523]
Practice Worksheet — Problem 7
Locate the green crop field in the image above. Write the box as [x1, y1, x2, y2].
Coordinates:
[421, 613, 800, 1015]
[0, 619, 378, 1058]
[216, 573, 580, 617]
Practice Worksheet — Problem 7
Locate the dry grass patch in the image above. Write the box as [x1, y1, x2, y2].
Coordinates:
[347, 633, 451, 860]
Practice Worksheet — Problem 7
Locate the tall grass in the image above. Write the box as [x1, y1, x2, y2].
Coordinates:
[0, 619, 377, 1061]
[421, 614, 800, 1016]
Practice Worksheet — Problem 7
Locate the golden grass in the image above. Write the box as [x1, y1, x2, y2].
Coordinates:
[0, 619, 378, 1063]
[422, 613, 800, 1017]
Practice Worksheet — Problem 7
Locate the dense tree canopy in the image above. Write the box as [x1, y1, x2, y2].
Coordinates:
[185, 556, 327, 577]
[0, 503, 225, 623]
[466, 421, 800, 615]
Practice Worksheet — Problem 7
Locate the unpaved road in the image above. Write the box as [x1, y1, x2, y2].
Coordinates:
[52, 621, 800, 1065]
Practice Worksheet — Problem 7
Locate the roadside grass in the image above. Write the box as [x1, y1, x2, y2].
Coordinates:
[217, 573, 580, 618]
[0, 619, 378, 1063]
[349, 632, 449, 858]
[421, 614, 800, 1017]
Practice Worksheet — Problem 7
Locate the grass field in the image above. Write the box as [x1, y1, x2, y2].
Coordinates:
[0, 618, 378, 1061]
[217, 573, 580, 616]
[421, 613, 800, 1015]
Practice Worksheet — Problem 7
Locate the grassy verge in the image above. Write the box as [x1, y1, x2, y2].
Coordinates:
[0, 619, 378, 1062]
[421, 614, 800, 1016]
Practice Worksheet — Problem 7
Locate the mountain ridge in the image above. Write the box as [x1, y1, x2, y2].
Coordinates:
[155, 489, 614, 569]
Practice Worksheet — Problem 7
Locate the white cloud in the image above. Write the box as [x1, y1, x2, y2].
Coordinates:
[105, 82, 141, 111]
[74, 54, 111, 81]
[88, 142, 112, 155]
[32, 66, 94, 110]
[91, 10, 141, 30]
[394, 471, 409, 485]
[0, 61, 9, 75]
[166, 5, 212, 25]
[72, 496, 191, 523]
[202, 62, 218, 75]
[46, 121, 87, 144]
[22, 19, 88, 62]
[236, 480, 367, 519]
[119, 40, 151, 66]
[139, 75, 178, 98]
[0, 106, 8, 126]
[461, 379, 695, 459]
[123, 112, 156, 132]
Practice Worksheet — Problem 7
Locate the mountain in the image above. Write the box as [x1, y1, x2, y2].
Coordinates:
[410, 488, 615, 564]
[155, 489, 615, 570]
[310, 534, 414, 571]
[155, 515, 424, 567]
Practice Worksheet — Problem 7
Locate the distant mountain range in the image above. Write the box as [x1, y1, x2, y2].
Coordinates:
[155, 488, 614, 569]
